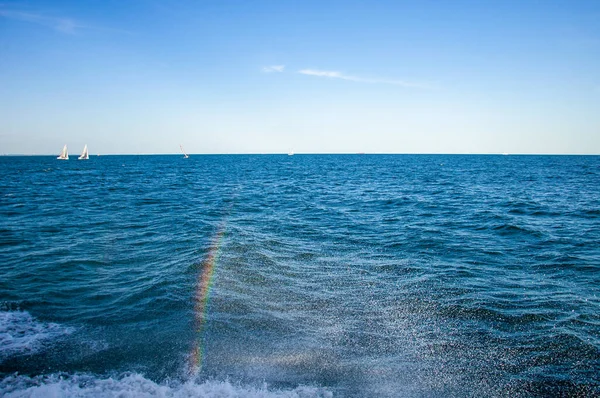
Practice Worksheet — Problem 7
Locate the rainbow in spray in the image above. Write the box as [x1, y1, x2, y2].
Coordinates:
[189, 221, 227, 376]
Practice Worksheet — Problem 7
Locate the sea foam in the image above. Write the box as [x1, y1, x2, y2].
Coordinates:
[0, 373, 333, 398]
[0, 311, 75, 361]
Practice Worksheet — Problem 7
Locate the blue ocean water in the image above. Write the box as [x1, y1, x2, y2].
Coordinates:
[0, 154, 599, 397]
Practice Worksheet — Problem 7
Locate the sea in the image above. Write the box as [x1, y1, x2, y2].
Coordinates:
[0, 154, 599, 397]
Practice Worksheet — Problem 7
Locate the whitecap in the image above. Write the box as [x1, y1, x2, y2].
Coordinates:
[0, 311, 75, 361]
[0, 373, 333, 398]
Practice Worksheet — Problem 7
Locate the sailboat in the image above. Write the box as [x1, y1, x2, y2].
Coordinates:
[57, 145, 69, 160]
[78, 144, 89, 160]
[180, 144, 189, 159]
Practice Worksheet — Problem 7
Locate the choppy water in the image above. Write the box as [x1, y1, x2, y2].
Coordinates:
[1, 154, 599, 397]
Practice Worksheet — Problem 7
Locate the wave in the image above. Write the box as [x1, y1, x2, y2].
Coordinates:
[0, 311, 332, 397]
[0, 311, 75, 361]
[0, 373, 333, 398]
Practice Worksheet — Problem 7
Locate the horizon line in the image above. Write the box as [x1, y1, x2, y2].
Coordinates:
[2, 152, 598, 156]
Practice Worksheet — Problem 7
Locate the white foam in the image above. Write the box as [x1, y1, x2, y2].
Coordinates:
[0, 311, 75, 360]
[0, 373, 333, 398]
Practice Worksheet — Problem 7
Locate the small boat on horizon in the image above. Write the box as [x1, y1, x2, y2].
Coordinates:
[78, 144, 89, 160]
[180, 144, 189, 159]
[57, 145, 69, 160]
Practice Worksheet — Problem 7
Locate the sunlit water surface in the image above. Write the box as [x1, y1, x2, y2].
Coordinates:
[1, 155, 599, 397]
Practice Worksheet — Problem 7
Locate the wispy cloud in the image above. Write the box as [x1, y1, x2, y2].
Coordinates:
[263, 65, 285, 73]
[0, 8, 130, 35]
[0, 9, 84, 33]
[298, 68, 429, 88]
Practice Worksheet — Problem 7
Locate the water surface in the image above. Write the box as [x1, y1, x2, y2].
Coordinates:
[1, 155, 599, 397]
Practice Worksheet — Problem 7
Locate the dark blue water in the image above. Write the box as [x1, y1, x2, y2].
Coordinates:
[1, 155, 599, 397]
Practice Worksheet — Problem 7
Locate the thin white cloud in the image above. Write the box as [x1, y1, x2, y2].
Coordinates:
[298, 68, 430, 88]
[299, 69, 344, 78]
[263, 65, 285, 73]
[0, 9, 84, 33]
[0, 9, 130, 35]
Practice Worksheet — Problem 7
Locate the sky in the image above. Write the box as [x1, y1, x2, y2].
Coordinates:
[0, 0, 599, 155]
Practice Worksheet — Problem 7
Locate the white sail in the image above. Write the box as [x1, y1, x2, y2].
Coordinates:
[78, 144, 89, 160]
[180, 144, 189, 158]
[57, 145, 69, 160]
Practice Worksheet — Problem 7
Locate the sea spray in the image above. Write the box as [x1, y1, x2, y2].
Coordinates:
[189, 218, 228, 376]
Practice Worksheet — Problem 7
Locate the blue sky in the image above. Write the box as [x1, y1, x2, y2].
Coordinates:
[1, 0, 599, 154]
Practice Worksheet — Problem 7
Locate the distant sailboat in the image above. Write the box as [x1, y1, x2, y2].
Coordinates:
[78, 144, 89, 160]
[57, 145, 69, 160]
[180, 144, 189, 159]
[288, 149, 294, 156]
